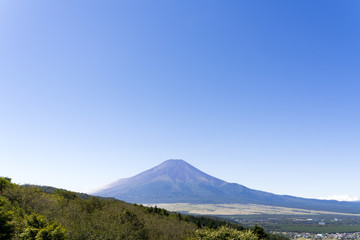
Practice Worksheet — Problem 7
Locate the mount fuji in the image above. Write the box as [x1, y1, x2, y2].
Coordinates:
[94, 159, 360, 214]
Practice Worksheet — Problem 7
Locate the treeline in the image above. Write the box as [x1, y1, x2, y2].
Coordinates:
[0, 177, 288, 240]
[142, 205, 244, 230]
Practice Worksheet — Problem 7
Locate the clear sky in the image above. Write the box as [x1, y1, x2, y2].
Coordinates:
[0, 0, 359, 201]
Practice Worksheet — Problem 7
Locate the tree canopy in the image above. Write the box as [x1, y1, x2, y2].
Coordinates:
[0, 177, 287, 240]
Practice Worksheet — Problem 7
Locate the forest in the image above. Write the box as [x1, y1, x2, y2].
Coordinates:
[0, 177, 287, 240]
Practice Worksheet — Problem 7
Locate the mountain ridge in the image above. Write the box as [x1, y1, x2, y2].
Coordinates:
[94, 159, 360, 214]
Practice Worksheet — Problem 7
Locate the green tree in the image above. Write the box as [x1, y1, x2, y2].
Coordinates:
[54, 190, 78, 201]
[120, 209, 149, 240]
[35, 223, 66, 240]
[189, 226, 258, 240]
[20, 214, 66, 240]
[0, 209, 14, 240]
[0, 177, 12, 192]
[253, 225, 268, 240]
[0, 196, 15, 240]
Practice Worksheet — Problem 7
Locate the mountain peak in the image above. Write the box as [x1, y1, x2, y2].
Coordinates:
[94, 159, 227, 203]
[150, 159, 224, 185]
[163, 159, 187, 163]
[154, 159, 200, 172]
[93, 160, 360, 214]
[158, 159, 190, 168]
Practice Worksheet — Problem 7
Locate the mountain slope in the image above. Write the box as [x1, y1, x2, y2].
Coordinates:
[94, 159, 360, 214]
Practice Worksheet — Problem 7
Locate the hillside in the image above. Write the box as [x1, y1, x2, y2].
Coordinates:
[95, 159, 360, 214]
[0, 177, 286, 240]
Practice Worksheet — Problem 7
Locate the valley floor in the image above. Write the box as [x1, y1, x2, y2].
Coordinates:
[147, 203, 360, 216]
[147, 203, 360, 234]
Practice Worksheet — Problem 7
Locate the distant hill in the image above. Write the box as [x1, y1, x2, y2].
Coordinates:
[94, 159, 360, 214]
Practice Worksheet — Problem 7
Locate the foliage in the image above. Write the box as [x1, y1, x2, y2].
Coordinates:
[0, 177, 283, 240]
[182, 215, 245, 230]
[35, 223, 66, 240]
[0, 177, 197, 240]
[188, 226, 259, 240]
[19, 214, 66, 240]
[0, 197, 15, 240]
[253, 225, 268, 239]
[0, 177, 12, 192]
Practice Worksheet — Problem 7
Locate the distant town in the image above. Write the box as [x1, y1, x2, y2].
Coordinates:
[274, 231, 360, 239]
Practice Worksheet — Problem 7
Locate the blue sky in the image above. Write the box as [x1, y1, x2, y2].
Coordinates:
[1, 0, 359, 201]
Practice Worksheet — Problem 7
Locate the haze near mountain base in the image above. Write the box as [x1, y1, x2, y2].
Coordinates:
[94, 159, 360, 214]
